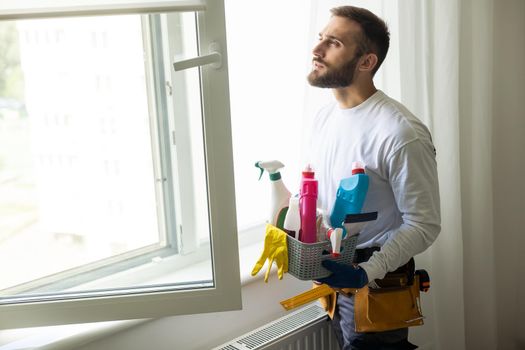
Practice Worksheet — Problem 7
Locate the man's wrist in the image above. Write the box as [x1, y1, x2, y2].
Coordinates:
[358, 262, 380, 283]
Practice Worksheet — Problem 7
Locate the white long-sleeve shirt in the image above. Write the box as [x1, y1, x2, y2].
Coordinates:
[308, 90, 441, 282]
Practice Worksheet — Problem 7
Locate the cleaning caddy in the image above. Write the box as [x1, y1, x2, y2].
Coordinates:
[251, 161, 369, 282]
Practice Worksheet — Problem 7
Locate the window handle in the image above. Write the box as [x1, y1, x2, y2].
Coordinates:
[173, 42, 222, 71]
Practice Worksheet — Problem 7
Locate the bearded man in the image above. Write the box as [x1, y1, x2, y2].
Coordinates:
[306, 6, 441, 350]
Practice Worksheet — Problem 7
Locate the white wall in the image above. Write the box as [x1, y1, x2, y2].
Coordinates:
[77, 276, 311, 350]
[492, 0, 525, 349]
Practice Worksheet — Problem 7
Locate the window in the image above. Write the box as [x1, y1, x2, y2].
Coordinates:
[225, 1, 312, 236]
[0, 0, 240, 329]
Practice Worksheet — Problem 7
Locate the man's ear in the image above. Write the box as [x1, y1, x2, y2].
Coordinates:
[359, 53, 378, 73]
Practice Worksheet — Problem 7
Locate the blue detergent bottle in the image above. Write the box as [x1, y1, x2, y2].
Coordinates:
[330, 161, 369, 230]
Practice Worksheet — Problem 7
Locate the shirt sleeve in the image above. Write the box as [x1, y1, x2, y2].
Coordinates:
[358, 138, 441, 282]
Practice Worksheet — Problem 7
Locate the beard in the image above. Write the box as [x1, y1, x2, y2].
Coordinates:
[307, 54, 361, 88]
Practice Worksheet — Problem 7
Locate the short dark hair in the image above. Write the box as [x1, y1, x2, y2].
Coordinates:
[330, 6, 390, 75]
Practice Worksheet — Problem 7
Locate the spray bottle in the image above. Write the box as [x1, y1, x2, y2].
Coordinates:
[255, 160, 292, 228]
[330, 161, 369, 230]
[299, 164, 318, 243]
[283, 196, 301, 239]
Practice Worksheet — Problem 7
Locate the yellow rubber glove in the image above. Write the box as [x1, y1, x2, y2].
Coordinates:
[251, 224, 289, 282]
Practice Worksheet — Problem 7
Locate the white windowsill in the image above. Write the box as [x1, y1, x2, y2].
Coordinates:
[0, 319, 147, 350]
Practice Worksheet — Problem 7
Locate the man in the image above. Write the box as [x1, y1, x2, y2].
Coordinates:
[307, 6, 441, 350]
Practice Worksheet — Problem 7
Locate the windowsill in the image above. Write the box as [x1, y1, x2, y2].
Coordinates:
[237, 222, 270, 284]
[239, 238, 266, 285]
[0, 319, 148, 350]
[0, 225, 267, 350]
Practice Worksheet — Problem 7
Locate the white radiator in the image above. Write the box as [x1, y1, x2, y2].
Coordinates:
[212, 304, 339, 350]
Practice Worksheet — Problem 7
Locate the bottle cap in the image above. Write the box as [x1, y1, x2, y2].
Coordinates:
[269, 172, 282, 181]
[302, 164, 315, 178]
[351, 161, 365, 175]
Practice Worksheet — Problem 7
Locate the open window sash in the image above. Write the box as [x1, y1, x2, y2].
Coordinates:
[0, 0, 241, 329]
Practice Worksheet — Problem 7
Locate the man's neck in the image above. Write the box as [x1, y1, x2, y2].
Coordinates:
[332, 82, 377, 109]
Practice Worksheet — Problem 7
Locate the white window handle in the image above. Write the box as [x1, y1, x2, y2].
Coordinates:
[173, 42, 222, 71]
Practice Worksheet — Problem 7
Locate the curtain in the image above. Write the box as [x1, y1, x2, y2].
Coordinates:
[399, 0, 499, 348]
[397, 1, 466, 349]
[398, 0, 497, 349]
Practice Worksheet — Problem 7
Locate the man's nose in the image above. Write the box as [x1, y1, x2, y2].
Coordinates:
[312, 41, 325, 58]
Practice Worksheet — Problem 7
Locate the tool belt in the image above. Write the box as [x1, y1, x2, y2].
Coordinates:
[316, 247, 428, 332]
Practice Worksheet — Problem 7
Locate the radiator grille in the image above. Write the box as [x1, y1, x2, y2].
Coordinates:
[213, 304, 337, 350]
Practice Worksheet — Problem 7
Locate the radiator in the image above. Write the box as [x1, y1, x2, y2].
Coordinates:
[212, 304, 339, 350]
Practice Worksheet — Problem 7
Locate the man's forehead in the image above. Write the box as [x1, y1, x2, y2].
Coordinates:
[321, 16, 361, 43]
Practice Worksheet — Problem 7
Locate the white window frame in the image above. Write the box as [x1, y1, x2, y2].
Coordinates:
[0, 0, 241, 329]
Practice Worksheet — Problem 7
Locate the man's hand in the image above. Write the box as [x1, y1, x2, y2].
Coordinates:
[316, 260, 368, 289]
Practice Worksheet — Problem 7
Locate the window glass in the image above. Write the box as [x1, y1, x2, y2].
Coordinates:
[0, 12, 212, 302]
[225, 0, 311, 232]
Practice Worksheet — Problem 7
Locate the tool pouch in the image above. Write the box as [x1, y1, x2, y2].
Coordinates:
[353, 273, 424, 332]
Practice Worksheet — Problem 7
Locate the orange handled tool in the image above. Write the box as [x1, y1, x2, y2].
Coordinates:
[280, 283, 334, 311]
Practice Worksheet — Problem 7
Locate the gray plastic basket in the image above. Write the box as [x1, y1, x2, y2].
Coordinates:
[287, 234, 359, 281]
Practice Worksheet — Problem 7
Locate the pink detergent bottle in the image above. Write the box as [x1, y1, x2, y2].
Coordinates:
[299, 164, 318, 243]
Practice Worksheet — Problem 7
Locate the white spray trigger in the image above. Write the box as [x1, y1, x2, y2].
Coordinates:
[327, 228, 343, 257]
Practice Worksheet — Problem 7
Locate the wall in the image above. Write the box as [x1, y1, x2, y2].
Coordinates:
[77, 276, 311, 350]
[459, 0, 497, 348]
[492, 0, 525, 349]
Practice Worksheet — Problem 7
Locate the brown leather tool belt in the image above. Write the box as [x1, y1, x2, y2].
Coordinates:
[348, 247, 424, 332]
[315, 247, 423, 329]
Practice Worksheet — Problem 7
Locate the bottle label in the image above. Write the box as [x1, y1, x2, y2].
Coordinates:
[301, 179, 318, 196]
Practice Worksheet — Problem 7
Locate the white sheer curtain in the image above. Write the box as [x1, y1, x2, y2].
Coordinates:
[399, 0, 497, 349]
[397, 1, 467, 349]
[307, 1, 498, 349]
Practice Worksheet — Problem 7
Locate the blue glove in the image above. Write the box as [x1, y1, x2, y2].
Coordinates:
[316, 260, 368, 289]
